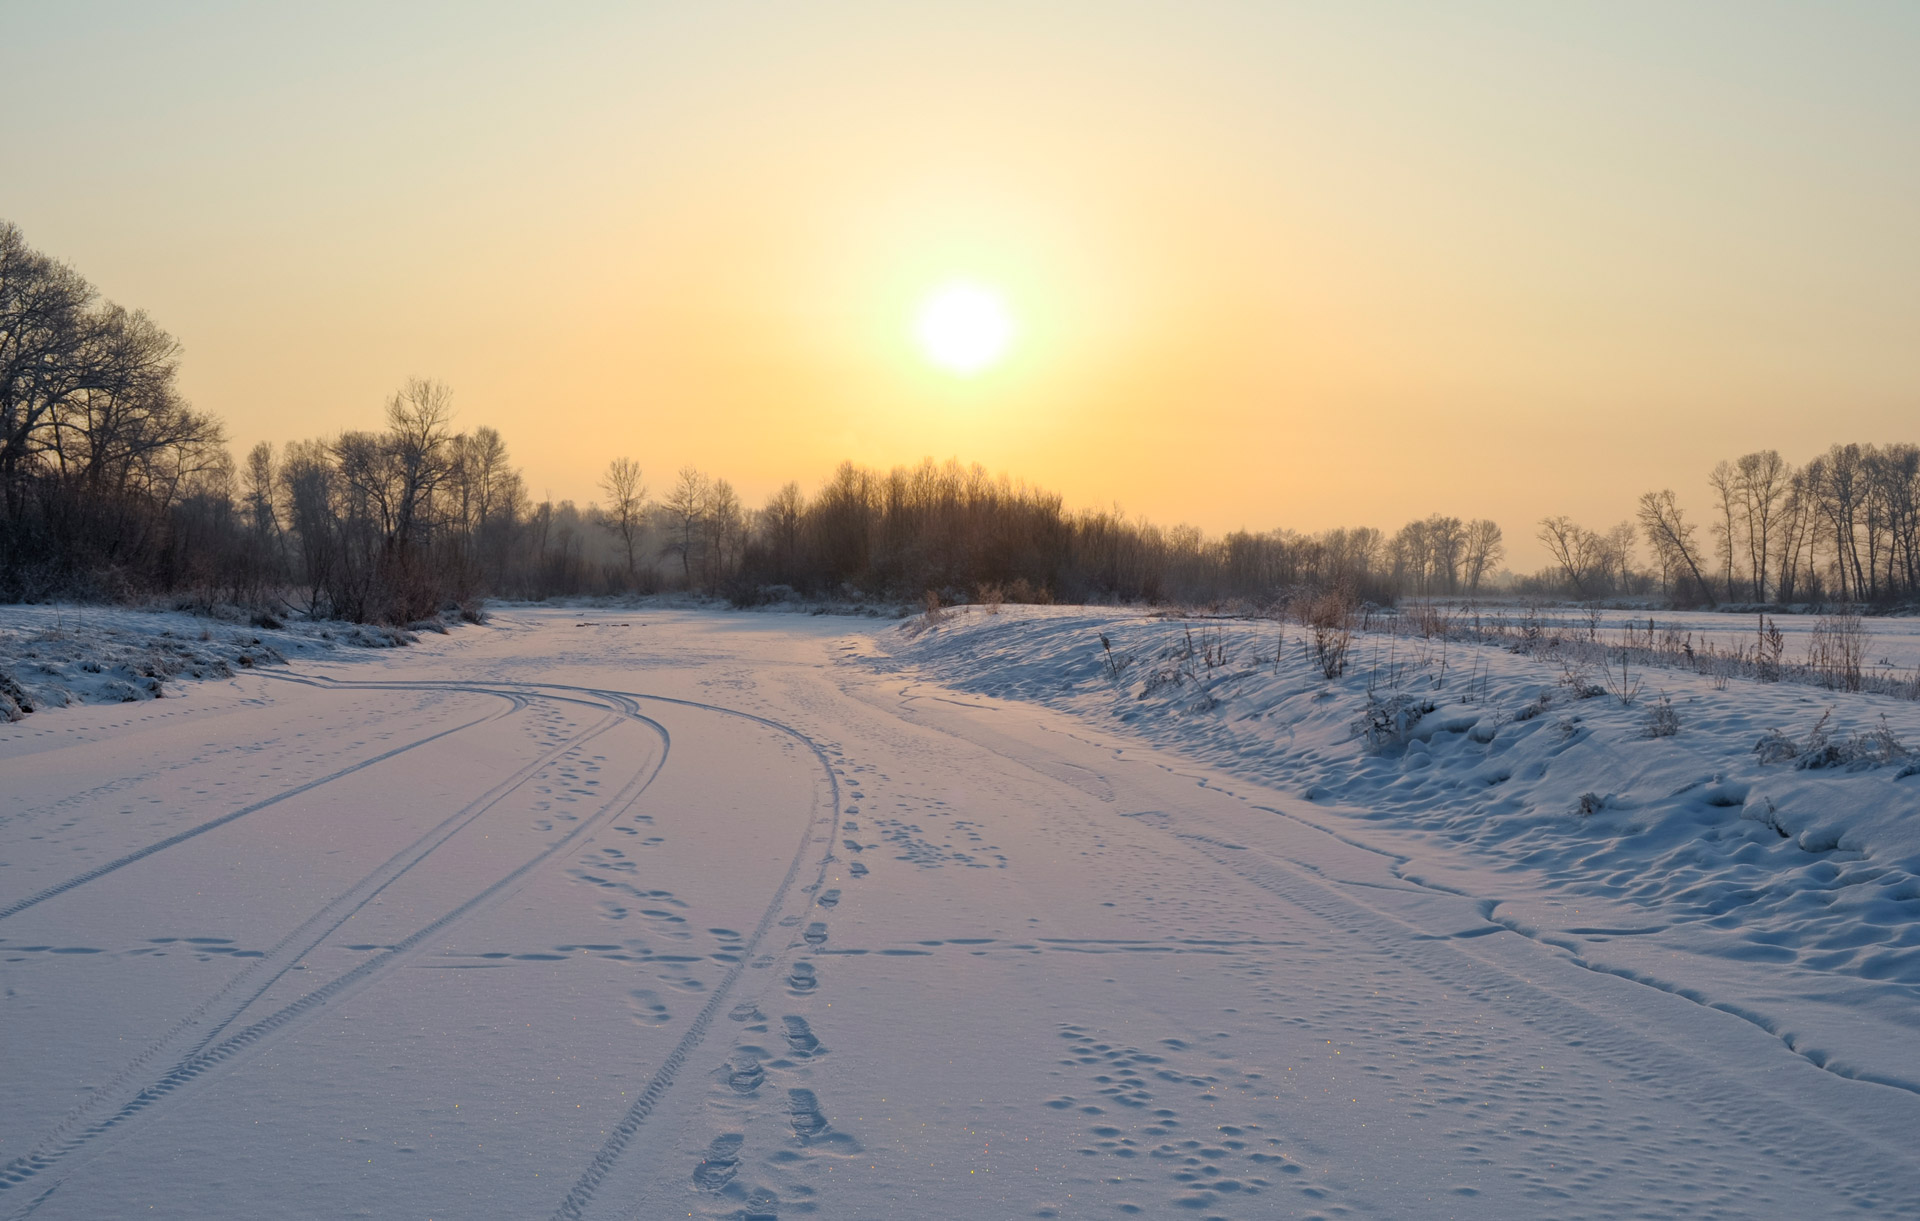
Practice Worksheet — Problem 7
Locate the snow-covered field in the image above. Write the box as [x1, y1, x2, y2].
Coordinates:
[3, 604, 1918, 1218]
[1434, 602, 1920, 674]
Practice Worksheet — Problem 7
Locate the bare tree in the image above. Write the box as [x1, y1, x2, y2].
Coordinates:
[383, 377, 455, 554]
[760, 481, 805, 583]
[0, 221, 94, 520]
[1537, 516, 1602, 596]
[1734, 450, 1790, 601]
[1708, 460, 1741, 601]
[1461, 519, 1504, 593]
[1599, 521, 1638, 591]
[1426, 515, 1467, 593]
[1637, 489, 1716, 607]
[1773, 467, 1815, 602]
[659, 466, 708, 586]
[1807, 444, 1869, 600]
[598, 457, 646, 580]
[704, 478, 745, 591]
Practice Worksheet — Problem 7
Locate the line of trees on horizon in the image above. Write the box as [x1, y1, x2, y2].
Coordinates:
[1, 218, 1512, 621]
[9, 218, 1917, 624]
[1529, 445, 1920, 608]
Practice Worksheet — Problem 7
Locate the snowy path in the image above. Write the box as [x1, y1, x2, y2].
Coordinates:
[2, 609, 1917, 1219]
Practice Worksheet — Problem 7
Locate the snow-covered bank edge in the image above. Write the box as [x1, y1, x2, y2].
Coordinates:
[491, 591, 915, 618]
[872, 604, 1920, 1091]
[0, 603, 441, 721]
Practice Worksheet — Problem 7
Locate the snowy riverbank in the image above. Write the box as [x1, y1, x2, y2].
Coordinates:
[877, 604, 1920, 1092]
[0, 604, 434, 721]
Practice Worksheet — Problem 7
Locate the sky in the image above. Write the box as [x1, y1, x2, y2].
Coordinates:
[5, 1, 1917, 567]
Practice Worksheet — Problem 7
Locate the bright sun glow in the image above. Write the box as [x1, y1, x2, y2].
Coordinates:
[914, 282, 1015, 376]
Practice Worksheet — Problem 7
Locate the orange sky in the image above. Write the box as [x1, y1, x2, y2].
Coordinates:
[6, 3, 1917, 567]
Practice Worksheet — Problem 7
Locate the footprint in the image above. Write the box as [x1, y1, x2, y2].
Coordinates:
[787, 961, 818, 994]
[692, 1133, 743, 1191]
[727, 1055, 765, 1094]
[628, 989, 670, 1026]
[849, 862, 869, 878]
[788, 1088, 829, 1139]
[816, 889, 841, 909]
[782, 1016, 823, 1057]
[729, 1003, 763, 1023]
[803, 922, 828, 947]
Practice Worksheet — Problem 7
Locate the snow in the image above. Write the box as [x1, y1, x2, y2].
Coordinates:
[1455, 602, 1920, 675]
[0, 603, 422, 721]
[3, 604, 1918, 1218]
[881, 607, 1920, 1088]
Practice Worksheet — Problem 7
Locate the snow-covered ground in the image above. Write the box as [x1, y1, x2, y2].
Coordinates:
[1428, 602, 1920, 674]
[0, 603, 423, 721]
[3, 604, 1918, 1218]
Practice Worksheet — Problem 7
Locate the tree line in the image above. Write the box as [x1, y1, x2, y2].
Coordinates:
[1, 220, 1514, 620]
[1532, 446, 1920, 606]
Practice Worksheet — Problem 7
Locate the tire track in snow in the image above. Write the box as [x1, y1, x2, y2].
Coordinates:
[0, 693, 521, 923]
[0, 688, 666, 1206]
[220, 675, 853, 1221]
[0, 696, 626, 1195]
[544, 689, 842, 1221]
[298, 678, 852, 1221]
[3, 670, 843, 1218]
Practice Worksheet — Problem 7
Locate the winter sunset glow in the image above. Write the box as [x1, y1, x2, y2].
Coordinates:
[914, 282, 1015, 377]
[7, 7, 1920, 1219]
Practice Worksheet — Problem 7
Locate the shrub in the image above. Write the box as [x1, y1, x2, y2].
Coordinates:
[1300, 589, 1356, 680]
[1808, 611, 1867, 692]
[1642, 694, 1681, 738]
[1558, 662, 1604, 700]
[0, 670, 33, 722]
[1754, 710, 1910, 770]
[1353, 693, 1435, 754]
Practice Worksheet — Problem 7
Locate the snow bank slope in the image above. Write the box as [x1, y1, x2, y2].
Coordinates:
[878, 606, 1920, 1091]
[0, 604, 421, 720]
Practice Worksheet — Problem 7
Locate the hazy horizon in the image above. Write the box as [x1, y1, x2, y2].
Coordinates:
[6, 2, 1917, 567]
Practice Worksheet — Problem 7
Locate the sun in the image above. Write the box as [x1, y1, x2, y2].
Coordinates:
[914, 281, 1015, 376]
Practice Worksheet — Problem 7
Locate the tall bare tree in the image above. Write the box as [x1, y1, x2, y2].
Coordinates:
[1734, 450, 1790, 601]
[1707, 460, 1741, 600]
[1637, 489, 1716, 607]
[659, 466, 708, 586]
[1537, 516, 1602, 597]
[1461, 519, 1504, 593]
[599, 457, 646, 580]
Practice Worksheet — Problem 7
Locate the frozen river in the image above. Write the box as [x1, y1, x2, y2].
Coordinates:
[3, 607, 1917, 1218]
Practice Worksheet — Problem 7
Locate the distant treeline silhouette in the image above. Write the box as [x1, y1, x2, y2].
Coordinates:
[1526, 447, 1920, 607]
[0, 220, 1506, 620]
[6, 219, 1915, 621]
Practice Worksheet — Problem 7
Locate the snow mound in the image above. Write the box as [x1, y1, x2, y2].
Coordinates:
[0, 604, 421, 719]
